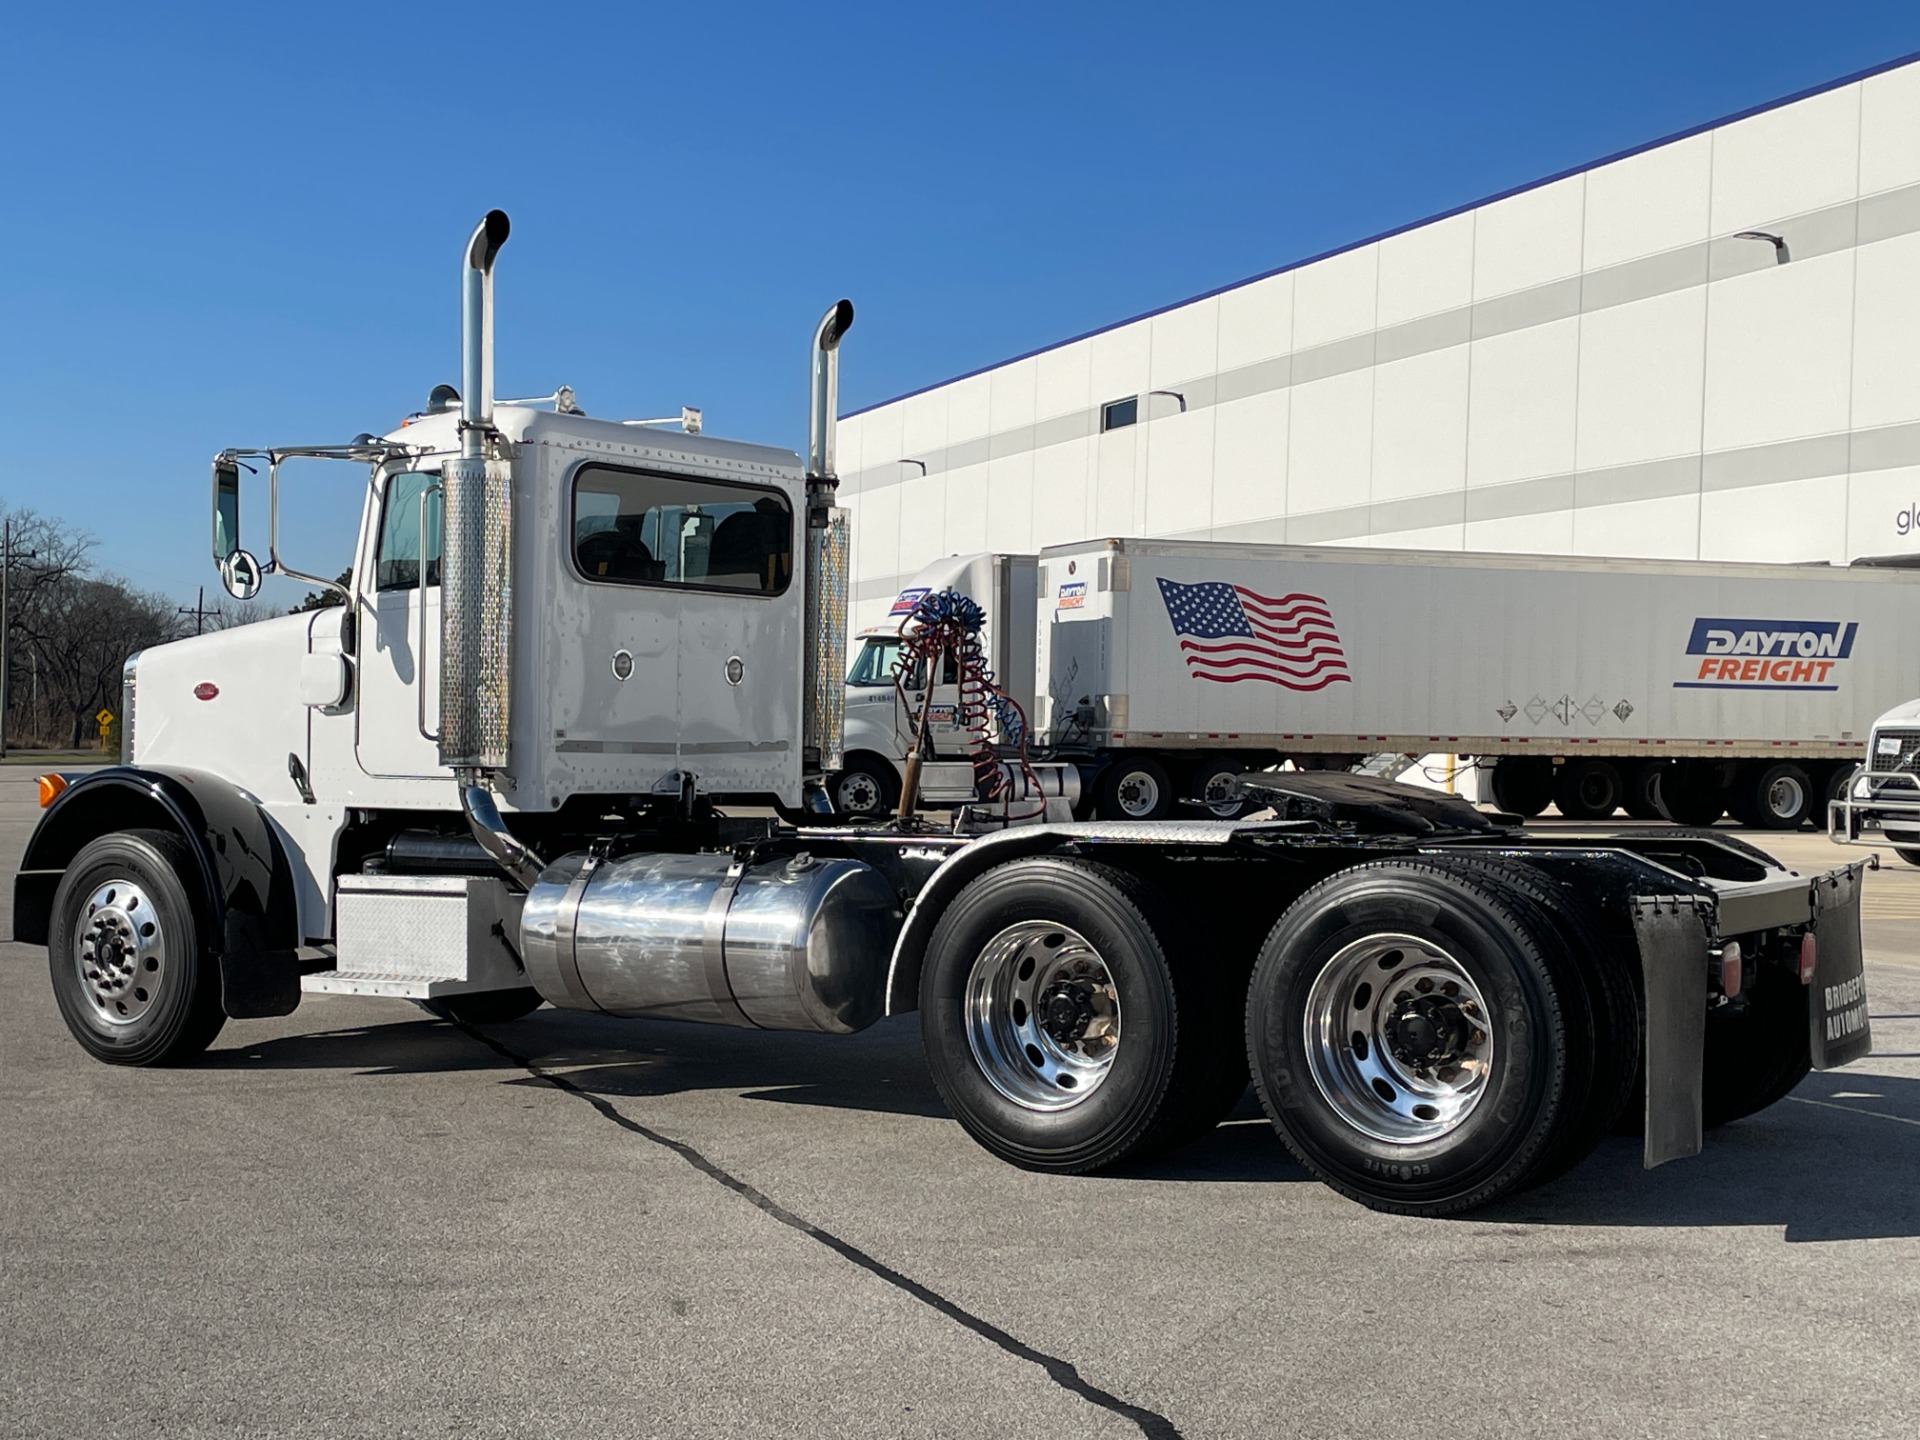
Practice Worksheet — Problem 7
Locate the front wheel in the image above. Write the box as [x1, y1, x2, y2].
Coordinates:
[419, 988, 545, 1025]
[48, 830, 226, 1066]
[918, 857, 1230, 1171]
[829, 755, 899, 821]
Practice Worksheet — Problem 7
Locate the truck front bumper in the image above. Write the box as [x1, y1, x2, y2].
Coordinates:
[1828, 767, 1920, 849]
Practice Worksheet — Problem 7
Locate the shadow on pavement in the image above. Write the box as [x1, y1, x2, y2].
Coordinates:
[1480, 1068, 1920, 1241]
[196, 1006, 1918, 1235]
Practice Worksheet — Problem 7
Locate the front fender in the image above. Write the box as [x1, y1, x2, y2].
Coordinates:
[14, 766, 301, 1018]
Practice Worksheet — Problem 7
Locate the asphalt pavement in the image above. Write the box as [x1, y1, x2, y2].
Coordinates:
[3, 774, 1918, 1438]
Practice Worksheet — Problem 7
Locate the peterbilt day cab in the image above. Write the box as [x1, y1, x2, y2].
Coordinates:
[12, 212, 1876, 1217]
[835, 544, 1920, 830]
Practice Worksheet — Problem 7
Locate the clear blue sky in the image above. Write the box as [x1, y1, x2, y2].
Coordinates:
[3, 1, 1918, 606]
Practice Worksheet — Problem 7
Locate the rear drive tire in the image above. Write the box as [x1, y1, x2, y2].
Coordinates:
[918, 857, 1221, 1172]
[1701, 964, 1812, 1127]
[1488, 760, 1552, 819]
[48, 830, 227, 1066]
[1896, 848, 1920, 869]
[420, 988, 545, 1025]
[1096, 756, 1173, 821]
[1553, 760, 1622, 821]
[1245, 860, 1586, 1216]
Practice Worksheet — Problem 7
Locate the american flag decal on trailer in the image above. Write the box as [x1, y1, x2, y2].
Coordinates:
[1156, 578, 1353, 689]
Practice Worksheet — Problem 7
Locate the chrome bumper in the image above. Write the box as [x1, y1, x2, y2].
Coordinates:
[1828, 766, 1920, 848]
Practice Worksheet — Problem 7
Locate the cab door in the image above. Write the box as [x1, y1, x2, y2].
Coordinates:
[355, 469, 446, 778]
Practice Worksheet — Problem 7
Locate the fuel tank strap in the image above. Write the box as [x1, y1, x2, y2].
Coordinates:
[551, 852, 602, 1011]
[701, 860, 758, 1028]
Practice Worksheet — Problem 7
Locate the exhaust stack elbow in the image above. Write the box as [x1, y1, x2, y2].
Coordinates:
[807, 299, 855, 485]
[461, 209, 512, 459]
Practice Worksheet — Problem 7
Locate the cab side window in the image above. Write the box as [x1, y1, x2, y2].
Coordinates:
[573, 464, 792, 594]
[375, 471, 442, 591]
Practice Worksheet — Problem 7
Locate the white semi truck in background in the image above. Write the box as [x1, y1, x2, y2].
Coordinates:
[11, 212, 1876, 1217]
[838, 543, 1920, 829]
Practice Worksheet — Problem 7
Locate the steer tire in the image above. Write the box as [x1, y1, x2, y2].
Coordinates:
[1245, 860, 1587, 1216]
[829, 755, 900, 821]
[918, 858, 1218, 1172]
[48, 830, 227, 1066]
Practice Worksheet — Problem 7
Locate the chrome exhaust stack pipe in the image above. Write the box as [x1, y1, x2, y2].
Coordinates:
[441, 210, 542, 884]
[803, 300, 854, 782]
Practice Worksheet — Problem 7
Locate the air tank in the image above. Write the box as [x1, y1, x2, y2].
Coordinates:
[519, 850, 900, 1034]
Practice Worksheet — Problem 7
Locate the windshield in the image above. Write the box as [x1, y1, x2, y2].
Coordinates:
[847, 637, 901, 687]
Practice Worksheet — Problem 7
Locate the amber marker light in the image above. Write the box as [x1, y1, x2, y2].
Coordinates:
[37, 773, 68, 809]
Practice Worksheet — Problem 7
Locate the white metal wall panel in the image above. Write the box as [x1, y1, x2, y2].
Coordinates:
[1376, 211, 1475, 325]
[835, 56, 1920, 617]
[1583, 132, 1713, 268]
[1371, 348, 1469, 502]
[1467, 321, 1579, 485]
[1576, 288, 1708, 471]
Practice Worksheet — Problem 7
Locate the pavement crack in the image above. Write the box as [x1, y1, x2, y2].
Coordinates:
[457, 1021, 1183, 1440]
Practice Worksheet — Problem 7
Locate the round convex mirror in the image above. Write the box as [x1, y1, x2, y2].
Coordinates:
[219, 549, 263, 601]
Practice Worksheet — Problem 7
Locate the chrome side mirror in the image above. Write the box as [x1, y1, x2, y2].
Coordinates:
[212, 457, 242, 561]
[220, 549, 263, 601]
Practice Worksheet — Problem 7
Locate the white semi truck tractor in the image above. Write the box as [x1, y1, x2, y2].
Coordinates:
[836, 545, 1920, 828]
[12, 212, 1877, 1216]
[1829, 698, 1920, 864]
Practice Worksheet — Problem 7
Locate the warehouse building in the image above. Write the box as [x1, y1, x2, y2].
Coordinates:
[836, 52, 1920, 634]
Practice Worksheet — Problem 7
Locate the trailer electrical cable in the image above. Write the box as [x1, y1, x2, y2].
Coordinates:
[892, 587, 1049, 823]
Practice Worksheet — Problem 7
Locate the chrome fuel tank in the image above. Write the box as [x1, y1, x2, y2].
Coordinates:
[520, 850, 900, 1033]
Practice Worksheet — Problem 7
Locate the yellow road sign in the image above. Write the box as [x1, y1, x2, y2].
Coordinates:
[96, 708, 114, 726]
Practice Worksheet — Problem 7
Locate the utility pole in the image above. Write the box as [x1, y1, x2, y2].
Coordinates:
[177, 586, 216, 636]
[0, 519, 39, 761]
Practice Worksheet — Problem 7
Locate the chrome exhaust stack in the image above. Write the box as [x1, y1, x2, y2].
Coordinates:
[440, 210, 542, 884]
[803, 300, 855, 781]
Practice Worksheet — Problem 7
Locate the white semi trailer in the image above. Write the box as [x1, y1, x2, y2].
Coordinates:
[837, 542, 1920, 829]
[12, 213, 1876, 1217]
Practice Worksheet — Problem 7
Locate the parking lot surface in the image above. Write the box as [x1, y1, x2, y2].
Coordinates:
[3, 772, 1918, 1438]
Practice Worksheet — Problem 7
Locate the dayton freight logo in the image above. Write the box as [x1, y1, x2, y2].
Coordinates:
[1675, 618, 1857, 691]
[889, 586, 931, 617]
[1057, 581, 1087, 610]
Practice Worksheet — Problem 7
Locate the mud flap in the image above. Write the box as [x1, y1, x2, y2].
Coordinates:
[1809, 862, 1872, 1070]
[220, 911, 301, 1019]
[1631, 896, 1709, 1169]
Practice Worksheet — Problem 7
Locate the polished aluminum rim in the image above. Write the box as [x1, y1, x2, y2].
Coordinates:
[1112, 769, 1161, 819]
[1303, 932, 1493, 1144]
[73, 878, 167, 1029]
[964, 921, 1121, 1111]
[836, 770, 883, 815]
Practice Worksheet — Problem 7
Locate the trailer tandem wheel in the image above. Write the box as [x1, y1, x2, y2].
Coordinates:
[917, 857, 1235, 1172]
[47, 830, 227, 1066]
[1245, 861, 1588, 1215]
